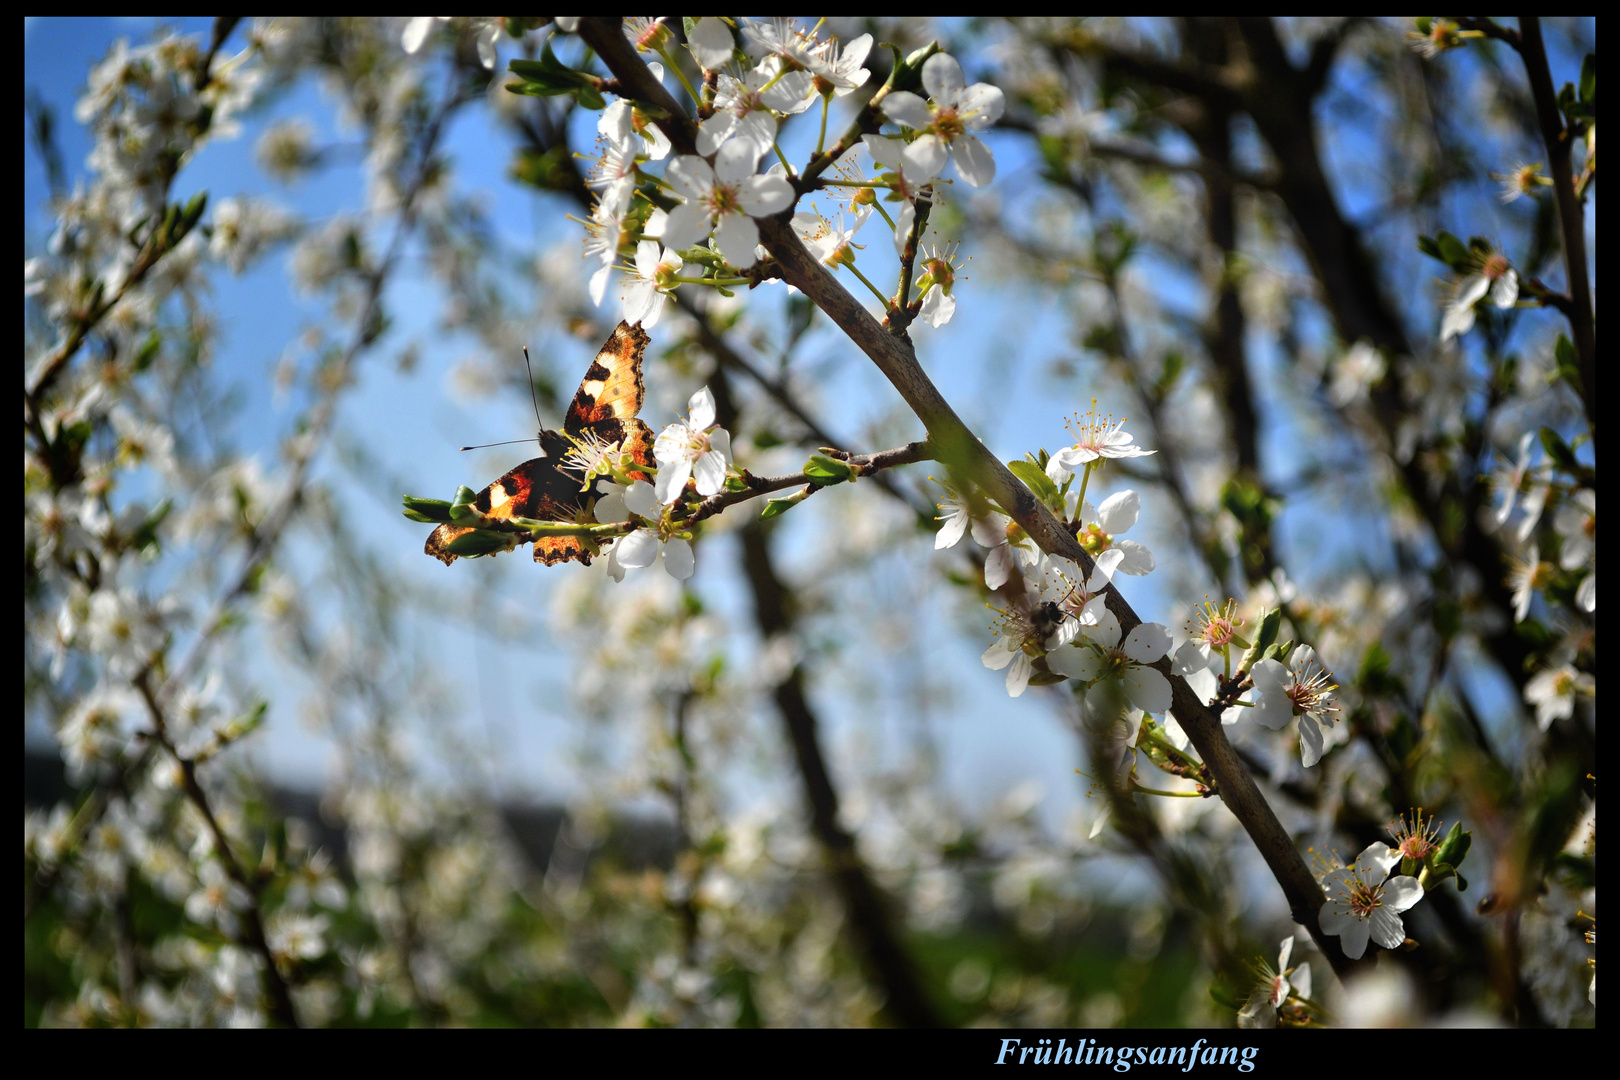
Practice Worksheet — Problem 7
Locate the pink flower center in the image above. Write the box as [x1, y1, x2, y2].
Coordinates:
[1347, 879, 1382, 918]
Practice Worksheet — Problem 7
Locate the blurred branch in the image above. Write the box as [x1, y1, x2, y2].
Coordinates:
[133, 670, 301, 1028]
[1517, 17, 1596, 428]
[707, 366, 944, 1028]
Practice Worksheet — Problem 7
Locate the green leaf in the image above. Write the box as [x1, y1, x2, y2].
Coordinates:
[1553, 334, 1580, 384]
[1539, 426, 1578, 472]
[804, 455, 852, 485]
[1417, 234, 1443, 262]
[452, 485, 478, 506]
[1008, 458, 1059, 507]
[132, 332, 162, 372]
[576, 85, 606, 111]
[1454, 872, 1467, 892]
[1580, 53, 1596, 105]
[444, 530, 515, 557]
[402, 495, 454, 523]
[179, 191, 209, 235]
[505, 79, 573, 98]
[1027, 670, 1068, 687]
[760, 498, 795, 520]
[128, 498, 172, 554]
[1436, 231, 1470, 269]
[1435, 822, 1472, 870]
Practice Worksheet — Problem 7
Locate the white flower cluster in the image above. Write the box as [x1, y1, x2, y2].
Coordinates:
[593, 386, 735, 583]
[569, 18, 999, 333]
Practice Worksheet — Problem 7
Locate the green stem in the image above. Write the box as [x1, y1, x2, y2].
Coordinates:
[656, 46, 702, 106]
[671, 274, 751, 287]
[815, 94, 829, 156]
[1130, 781, 1205, 798]
[844, 261, 892, 306]
[1074, 461, 1095, 518]
[772, 142, 796, 179]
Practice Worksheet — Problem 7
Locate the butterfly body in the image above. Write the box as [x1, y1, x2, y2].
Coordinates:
[425, 321, 654, 567]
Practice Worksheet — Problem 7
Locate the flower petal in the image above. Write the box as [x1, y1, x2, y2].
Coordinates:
[624, 480, 659, 517]
[693, 449, 727, 496]
[1368, 906, 1407, 951]
[951, 133, 997, 187]
[615, 530, 658, 568]
[708, 426, 732, 464]
[1123, 666, 1172, 714]
[1382, 876, 1424, 917]
[982, 640, 1015, 670]
[665, 155, 715, 199]
[738, 172, 796, 216]
[1006, 653, 1033, 697]
[714, 137, 762, 182]
[921, 53, 965, 99]
[661, 203, 713, 251]
[1298, 713, 1325, 767]
[901, 134, 948, 183]
[663, 537, 695, 580]
[880, 91, 933, 130]
[1112, 540, 1155, 575]
[687, 17, 735, 71]
[655, 459, 693, 505]
[1122, 622, 1172, 664]
[1490, 269, 1518, 308]
[1096, 490, 1140, 534]
[957, 82, 1006, 127]
[713, 213, 761, 268]
[687, 386, 717, 429]
[1356, 842, 1401, 879]
[1339, 919, 1372, 960]
[695, 111, 739, 157]
[1046, 645, 1100, 680]
[983, 544, 1012, 590]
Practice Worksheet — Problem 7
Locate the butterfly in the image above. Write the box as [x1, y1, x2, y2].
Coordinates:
[424, 321, 655, 567]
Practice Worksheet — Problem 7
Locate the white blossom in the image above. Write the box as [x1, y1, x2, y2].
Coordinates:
[661, 146, 795, 269]
[1046, 619, 1173, 714]
[653, 387, 733, 505]
[1250, 645, 1339, 768]
[1319, 842, 1423, 960]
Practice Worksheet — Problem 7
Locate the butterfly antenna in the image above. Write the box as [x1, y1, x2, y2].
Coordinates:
[460, 437, 541, 451]
[523, 346, 545, 433]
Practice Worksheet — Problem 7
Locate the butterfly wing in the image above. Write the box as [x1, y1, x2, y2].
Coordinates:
[564, 321, 648, 433]
[424, 430, 594, 566]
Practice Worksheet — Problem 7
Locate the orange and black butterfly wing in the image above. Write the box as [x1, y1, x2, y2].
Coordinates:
[563, 321, 655, 483]
[564, 321, 648, 433]
[424, 430, 594, 566]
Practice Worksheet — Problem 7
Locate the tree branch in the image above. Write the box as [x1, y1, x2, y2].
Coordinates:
[1517, 17, 1596, 429]
[581, 16, 1368, 982]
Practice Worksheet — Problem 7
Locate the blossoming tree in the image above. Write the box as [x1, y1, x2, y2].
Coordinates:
[25, 16, 1594, 1028]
